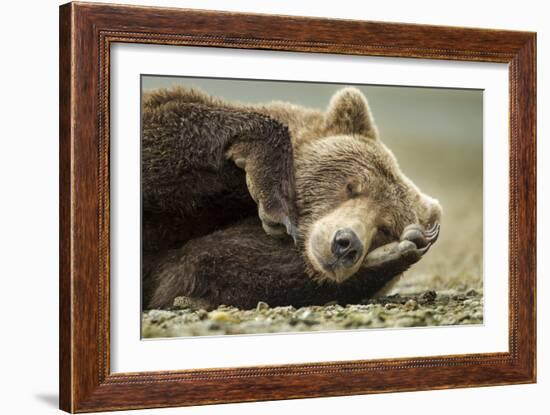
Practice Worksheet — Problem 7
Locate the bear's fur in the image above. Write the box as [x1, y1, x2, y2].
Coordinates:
[142, 86, 442, 310]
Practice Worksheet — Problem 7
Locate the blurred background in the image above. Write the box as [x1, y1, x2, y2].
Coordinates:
[142, 76, 483, 295]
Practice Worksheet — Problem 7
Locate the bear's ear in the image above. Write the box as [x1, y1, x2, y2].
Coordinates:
[324, 87, 378, 139]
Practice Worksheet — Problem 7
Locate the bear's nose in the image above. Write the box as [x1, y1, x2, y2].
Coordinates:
[331, 228, 363, 268]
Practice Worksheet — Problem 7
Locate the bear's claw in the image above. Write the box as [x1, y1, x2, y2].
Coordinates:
[398, 222, 440, 259]
[401, 222, 440, 250]
[422, 223, 440, 254]
[258, 203, 298, 243]
[283, 216, 299, 244]
[363, 222, 440, 271]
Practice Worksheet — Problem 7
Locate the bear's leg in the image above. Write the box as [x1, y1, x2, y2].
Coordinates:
[143, 101, 298, 245]
[145, 218, 329, 310]
[145, 220, 440, 310]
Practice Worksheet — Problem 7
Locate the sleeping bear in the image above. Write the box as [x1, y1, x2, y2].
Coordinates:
[141, 86, 442, 310]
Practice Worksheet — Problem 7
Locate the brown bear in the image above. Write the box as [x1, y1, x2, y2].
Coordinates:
[141, 86, 442, 310]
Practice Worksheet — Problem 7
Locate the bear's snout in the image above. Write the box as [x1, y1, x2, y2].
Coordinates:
[305, 198, 378, 283]
[331, 228, 364, 268]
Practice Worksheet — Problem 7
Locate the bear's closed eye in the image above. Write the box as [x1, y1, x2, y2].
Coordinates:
[379, 225, 393, 238]
[345, 180, 363, 197]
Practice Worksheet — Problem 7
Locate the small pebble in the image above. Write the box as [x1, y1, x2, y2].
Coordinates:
[256, 301, 270, 312]
[421, 290, 437, 302]
[208, 322, 221, 330]
[344, 313, 372, 327]
[209, 311, 238, 323]
[438, 294, 450, 305]
[297, 309, 312, 320]
[466, 288, 478, 297]
[403, 299, 418, 311]
[394, 316, 419, 327]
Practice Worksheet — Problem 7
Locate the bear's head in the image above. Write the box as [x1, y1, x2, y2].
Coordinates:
[293, 88, 442, 283]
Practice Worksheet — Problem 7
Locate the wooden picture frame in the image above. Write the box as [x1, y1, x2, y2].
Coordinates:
[59, 2, 536, 412]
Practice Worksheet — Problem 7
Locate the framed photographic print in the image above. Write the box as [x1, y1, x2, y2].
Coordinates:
[59, 2, 536, 412]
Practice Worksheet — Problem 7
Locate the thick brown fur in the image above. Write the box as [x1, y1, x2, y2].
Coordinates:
[147, 217, 430, 309]
[142, 86, 442, 310]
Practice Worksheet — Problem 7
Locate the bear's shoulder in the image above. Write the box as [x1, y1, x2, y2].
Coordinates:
[143, 86, 229, 111]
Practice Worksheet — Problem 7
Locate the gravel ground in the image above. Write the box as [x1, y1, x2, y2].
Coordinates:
[142, 289, 483, 338]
